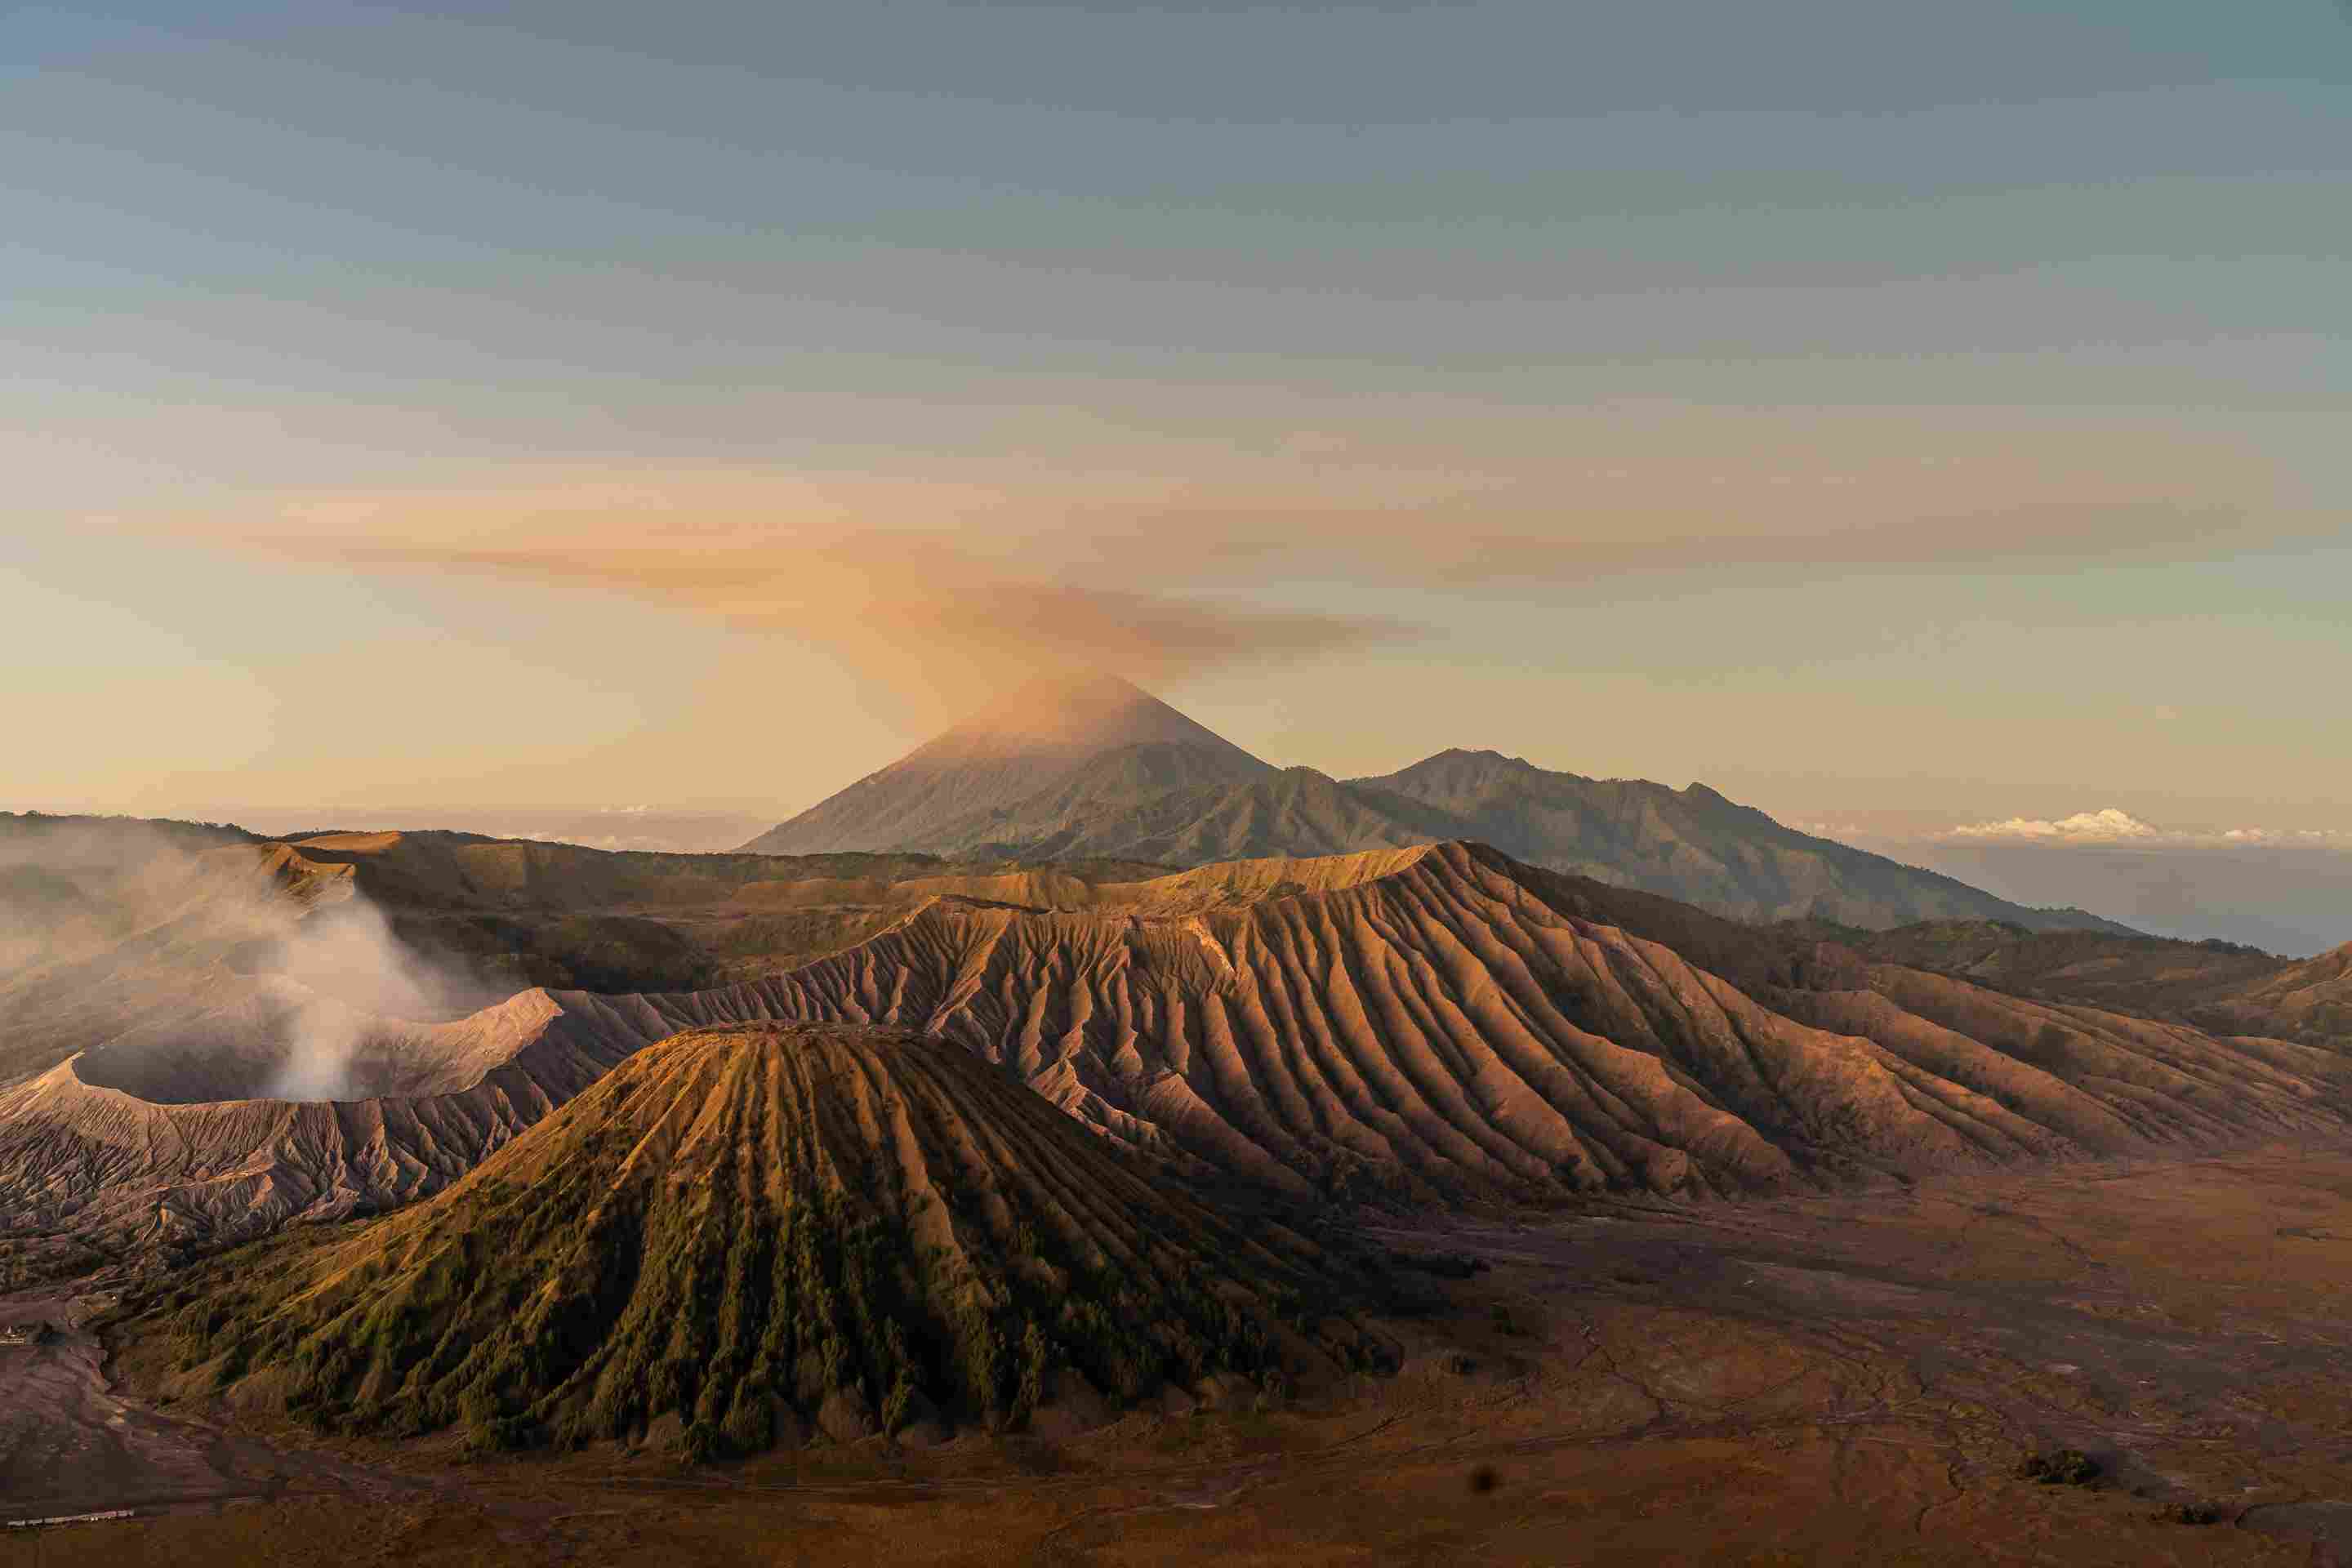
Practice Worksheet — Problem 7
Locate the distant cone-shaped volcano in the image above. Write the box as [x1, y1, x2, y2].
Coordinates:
[929, 671, 1267, 763]
[739, 673, 1274, 856]
[138, 1023, 1383, 1455]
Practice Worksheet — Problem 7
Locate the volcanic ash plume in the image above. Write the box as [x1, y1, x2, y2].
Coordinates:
[258, 895, 462, 1101]
[0, 813, 471, 1104]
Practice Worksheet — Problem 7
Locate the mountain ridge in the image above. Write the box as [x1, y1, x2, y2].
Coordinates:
[736, 682, 2136, 935]
[1350, 746, 2132, 933]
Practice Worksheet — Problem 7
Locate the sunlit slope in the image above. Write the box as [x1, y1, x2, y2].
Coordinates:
[12, 842, 2342, 1262]
[2214, 942, 2352, 1045]
[129, 1024, 1379, 1454]
[728, 841, 2342, 1200]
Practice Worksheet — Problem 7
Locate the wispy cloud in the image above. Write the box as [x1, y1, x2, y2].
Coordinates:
[196, 410, 2310, 715]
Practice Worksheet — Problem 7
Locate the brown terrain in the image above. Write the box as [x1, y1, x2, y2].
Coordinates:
[3, 791, 2348, 1564]
[7, 839, 2344, 1267]
[7, 1147, 2352, 1564]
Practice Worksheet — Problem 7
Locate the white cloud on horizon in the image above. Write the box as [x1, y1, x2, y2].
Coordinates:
[1931, 810, 2349, 850]
[1949, 807, 2163, 843]
[1780, 808, 2349, 955]
[2221, 826, 2352, 845]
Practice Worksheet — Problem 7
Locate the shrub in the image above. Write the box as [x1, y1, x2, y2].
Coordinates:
[1015, 1321, 1050, 1424]
[679, 1418, 726, 1464]
[719, 1395, 771, 1455]
[466, 1414, 536, 1453]
[881, 1374, 915, 1436]
[2016, 1449, 2100, 1486]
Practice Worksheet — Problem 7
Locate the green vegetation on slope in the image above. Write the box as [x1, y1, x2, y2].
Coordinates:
[127, 1026, 1390, 1456]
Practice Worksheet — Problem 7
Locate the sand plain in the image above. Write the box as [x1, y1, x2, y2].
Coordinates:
[7, 1143, 2352, 1565]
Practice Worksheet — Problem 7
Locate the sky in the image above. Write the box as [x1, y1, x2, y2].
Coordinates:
[7, 2, 2349, 910]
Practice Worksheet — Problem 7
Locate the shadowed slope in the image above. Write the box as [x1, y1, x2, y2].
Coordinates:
[991, 764, 1465, 865]
[1355, 749, 2135, 932]
[125, 1024, 1380, 1454]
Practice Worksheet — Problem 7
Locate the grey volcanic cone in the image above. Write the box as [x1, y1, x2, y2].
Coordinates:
[740, 673, 1274, 857]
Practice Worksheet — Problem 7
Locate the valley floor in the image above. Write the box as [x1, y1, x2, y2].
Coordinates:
[10, 1144, 2352, 1566]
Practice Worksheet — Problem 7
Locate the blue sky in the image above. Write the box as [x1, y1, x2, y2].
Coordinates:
[5, 2, 2347, 862]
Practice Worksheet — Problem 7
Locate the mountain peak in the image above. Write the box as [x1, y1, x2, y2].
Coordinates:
[1434, 746, 1536, 769]
[923, 672, 1263, 767]
[737, 674, 1272, 857]
[1379, 747, 1550, 782]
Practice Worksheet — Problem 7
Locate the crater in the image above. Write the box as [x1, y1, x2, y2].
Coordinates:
[71, 988, 508, 1105]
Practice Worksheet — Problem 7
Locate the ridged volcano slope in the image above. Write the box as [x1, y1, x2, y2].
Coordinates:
[11, 844, 2349, 1257]
[134, 1025, 1379, 1454]
[705, 842, 2350, 1201]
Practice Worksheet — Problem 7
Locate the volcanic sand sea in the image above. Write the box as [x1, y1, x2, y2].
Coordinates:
[7, 1143, 2352, 1566]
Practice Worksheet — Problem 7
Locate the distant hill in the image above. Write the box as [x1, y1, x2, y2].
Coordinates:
[2203, 938, 2352, 1045]
[736, 682, 2133, 934]
[1350, 748, 2135, 933]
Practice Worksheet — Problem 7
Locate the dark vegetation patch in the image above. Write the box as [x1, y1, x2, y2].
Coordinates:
[0, 1234, 112, 1293]
[2016, 1449, 2100, 1486]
